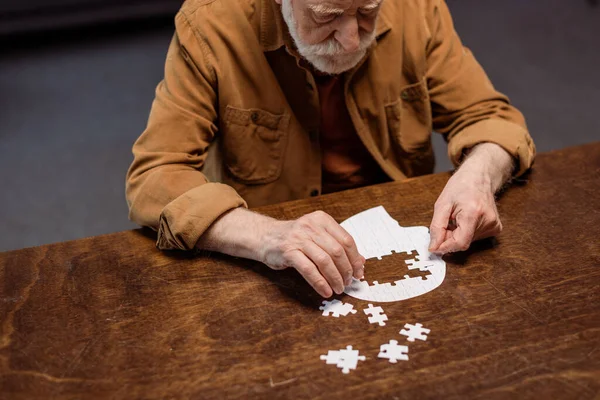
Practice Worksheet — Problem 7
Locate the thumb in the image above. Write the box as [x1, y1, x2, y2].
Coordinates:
[429, 203, 452, 252]
[437, 212, 476, 253]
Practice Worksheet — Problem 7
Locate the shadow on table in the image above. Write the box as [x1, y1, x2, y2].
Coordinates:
[443, 236, 498, 266]
[134, 228, 324, 308]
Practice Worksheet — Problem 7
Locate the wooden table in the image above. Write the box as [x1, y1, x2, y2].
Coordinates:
[1, 143, 599, 399]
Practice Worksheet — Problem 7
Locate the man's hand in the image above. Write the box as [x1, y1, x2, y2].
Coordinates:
[258, 211, 365, 298]
[196, 208, 365, 298]
[428, 143, 515, 254]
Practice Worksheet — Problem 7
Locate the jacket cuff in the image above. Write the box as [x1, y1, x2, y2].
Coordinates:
[448, 119, 536, 177]
[157, 183, 247, 251]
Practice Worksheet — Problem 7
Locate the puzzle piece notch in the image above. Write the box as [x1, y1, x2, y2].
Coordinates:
[320, 345, 366, 374]
[363, 303, 388, 326]
[319, 299, 357, 317]
[405, 258, 436, 273]
[368, 249, 419, 262]
[400, 323, 431, 342]
[369, 275, 432, 290]
[378, 340, 409, 363]
[392, 275, 429, 286]
[372, 280, 394, 289]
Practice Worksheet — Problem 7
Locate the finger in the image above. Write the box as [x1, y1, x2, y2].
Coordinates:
[313, 231, 355, 287]
[437, 210, 477, 253]
[302, 241, 345, 295]
[327, 227, 364, 278]
[472, 208, 502, 241]
[287, 250, 333, 298]
[473, 220, 503, 242]
[429, 202, 453, 252]
[321, 222, 365, 280]
[430, 230, 454, 255]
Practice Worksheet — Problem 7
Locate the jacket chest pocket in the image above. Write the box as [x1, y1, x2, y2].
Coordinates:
[221, 106, 290, 184]
[385, 79, 434, 176]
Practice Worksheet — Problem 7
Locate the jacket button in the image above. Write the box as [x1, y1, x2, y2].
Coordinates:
[310, 189, 319, 197]
[251, 112, 259, 122]
[401, 90, 409, 100]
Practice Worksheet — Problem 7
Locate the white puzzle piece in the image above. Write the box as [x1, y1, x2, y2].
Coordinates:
[320, 345, 366, 374]
[319, 299, 357, 317]
[320, 350, 343, 365]
[341, 206, 446, 303]
[363, 303, 388, 326]
[399, 323, 430, 342]
[378, 340, 409, 363]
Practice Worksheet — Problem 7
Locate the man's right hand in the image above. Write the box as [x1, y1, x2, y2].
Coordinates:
[258, 211, 365, 298]
[196, 208, 365, 298]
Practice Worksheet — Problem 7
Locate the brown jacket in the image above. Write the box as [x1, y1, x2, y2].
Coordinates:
[126, 0, 536, 251]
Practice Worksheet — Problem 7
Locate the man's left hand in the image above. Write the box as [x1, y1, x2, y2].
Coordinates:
[428, 142, 515, 254]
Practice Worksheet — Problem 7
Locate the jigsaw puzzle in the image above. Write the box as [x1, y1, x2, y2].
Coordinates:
[320, 345, 366, 374]
[340, 206, 447, 303]
[400, 323, 430, 342]
[378, 340, 409, 363]
[363, 303, 388, 326]
[319, 299, 357, 317]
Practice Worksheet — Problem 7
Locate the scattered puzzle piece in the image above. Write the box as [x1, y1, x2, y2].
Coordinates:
[363, 303, 388, 326]
[320, 350, 342, 365]
[320, 345, 366, 374]
[378, 340, 409, 363]
[400, 323, 430, 342]
[319, 299, 357, 317]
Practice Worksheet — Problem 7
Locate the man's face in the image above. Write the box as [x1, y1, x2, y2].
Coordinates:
[278, 0, 383, 75]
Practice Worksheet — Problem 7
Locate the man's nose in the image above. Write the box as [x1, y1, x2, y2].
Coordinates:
[335, 16, 360, 52]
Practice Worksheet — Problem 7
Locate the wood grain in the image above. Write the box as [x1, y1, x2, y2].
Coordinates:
[1, 143, 599, 400]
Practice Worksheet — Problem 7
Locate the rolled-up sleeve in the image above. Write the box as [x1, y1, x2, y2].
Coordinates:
[126, 11, 246, 251]
[424, 0, 536, 176]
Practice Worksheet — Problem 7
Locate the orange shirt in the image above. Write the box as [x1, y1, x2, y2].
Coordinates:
[126, 0, 535, 251]
[315, 74, 388, 194]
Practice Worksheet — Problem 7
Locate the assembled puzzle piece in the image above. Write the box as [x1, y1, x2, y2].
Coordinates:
[400, 323, 430, 342]
[378, 340, 409, 363]
[319, 299, 357, 317]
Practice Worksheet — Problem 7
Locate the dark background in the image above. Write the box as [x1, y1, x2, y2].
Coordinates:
[1, 0, 599, 252]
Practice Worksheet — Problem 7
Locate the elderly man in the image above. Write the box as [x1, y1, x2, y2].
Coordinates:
[126, 0, 535, 298]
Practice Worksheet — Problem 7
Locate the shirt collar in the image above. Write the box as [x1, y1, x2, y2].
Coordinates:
[260, 0, 392, 52]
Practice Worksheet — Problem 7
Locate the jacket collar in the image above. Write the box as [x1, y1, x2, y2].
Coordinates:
[260, 0, 392, 52]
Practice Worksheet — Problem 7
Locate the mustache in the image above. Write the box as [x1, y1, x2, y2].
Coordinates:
[300, 32, 375, 57]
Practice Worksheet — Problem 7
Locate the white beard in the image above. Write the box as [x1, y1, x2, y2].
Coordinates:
[280, 0, 376, 75]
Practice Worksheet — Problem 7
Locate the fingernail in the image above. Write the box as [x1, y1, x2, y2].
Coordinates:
[357, 268, 364, 279]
